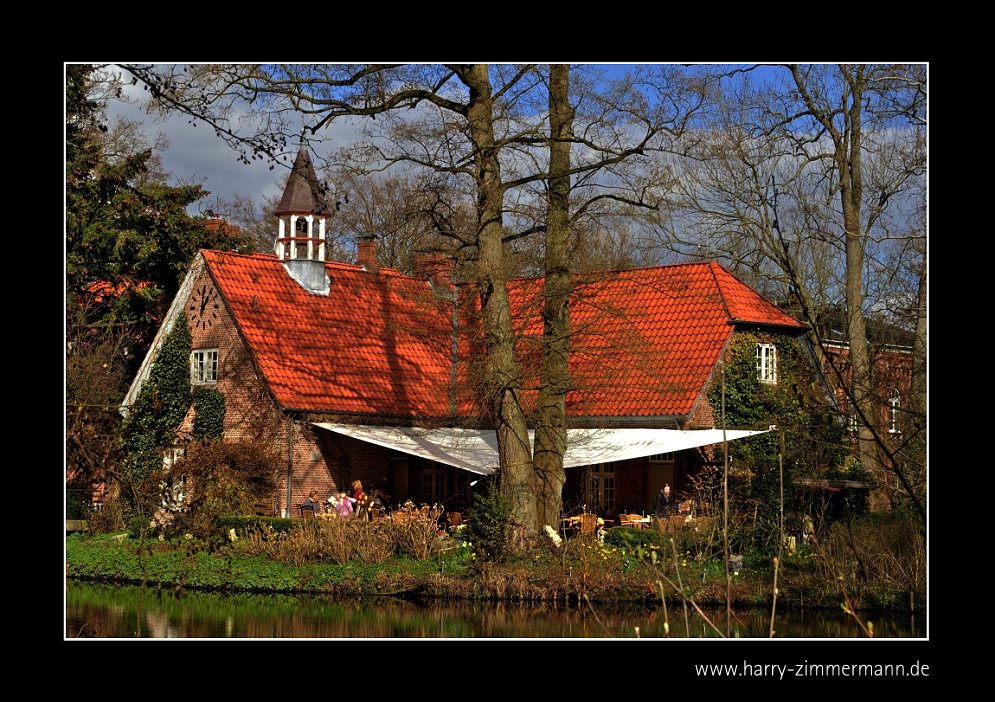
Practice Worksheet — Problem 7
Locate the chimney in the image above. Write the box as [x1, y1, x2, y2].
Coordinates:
[357, 237, 379, 274]
[414, 253, 453, 290]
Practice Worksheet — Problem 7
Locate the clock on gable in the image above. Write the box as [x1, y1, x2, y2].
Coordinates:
[189, 284, 221, 330]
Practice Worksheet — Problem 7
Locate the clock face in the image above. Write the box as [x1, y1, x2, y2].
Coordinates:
[188, 284, 221, 330]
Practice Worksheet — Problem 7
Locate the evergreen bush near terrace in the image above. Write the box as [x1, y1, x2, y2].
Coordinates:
[217, 515, 298, 535]
[603, 526, 668, 552]
[464, 480, 513, 563]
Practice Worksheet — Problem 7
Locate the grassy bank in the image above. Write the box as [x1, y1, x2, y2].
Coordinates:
[65, 521, 923, 613]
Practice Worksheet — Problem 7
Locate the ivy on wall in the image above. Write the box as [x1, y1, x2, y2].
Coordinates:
[120, 312, 193, 518]
[192, 387, 226, 440]
[707, 332, 851, 553]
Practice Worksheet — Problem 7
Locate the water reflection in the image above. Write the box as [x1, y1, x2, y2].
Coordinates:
[66, 582, 924, 639]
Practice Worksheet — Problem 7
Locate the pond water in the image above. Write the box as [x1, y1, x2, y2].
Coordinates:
[65, 582, 925, 639]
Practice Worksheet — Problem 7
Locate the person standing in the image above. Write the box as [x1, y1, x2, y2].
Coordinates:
[654, 484, 675, 518]
[351, 480, 368, 520]
[334, 492, 356, 520]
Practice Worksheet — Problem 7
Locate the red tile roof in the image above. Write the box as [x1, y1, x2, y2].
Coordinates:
[508, 262, 805, 419]
[204, 250, 454, 417]
[203, 252, 804, 422]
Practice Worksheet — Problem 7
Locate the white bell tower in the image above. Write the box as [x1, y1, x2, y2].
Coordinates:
[274, 146, 331, 294]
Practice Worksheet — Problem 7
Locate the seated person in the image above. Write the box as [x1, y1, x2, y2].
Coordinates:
[302, 490, 324, 515]
[370, 489, 386, 510]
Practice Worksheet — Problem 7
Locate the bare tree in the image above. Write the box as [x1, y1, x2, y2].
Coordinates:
[786, 64, 925, 513]
[321, 167, 475, 272]
[644, 64, 926, 518]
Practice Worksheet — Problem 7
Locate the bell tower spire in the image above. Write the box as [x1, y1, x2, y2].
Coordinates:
[274, 146, 331, 294]
[274, 146, 330, 262]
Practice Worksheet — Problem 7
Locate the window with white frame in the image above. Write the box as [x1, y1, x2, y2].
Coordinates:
[888, 388, 901, 434]
[756, 343, 777, 384]
[191, 348, 218, 384]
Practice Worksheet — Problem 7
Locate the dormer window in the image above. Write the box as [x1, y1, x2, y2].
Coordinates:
[888, 388, 901, 434]
[756, 343, 777, 384]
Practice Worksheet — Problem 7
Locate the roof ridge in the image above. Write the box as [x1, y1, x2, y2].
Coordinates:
[202, 248, 426, 281]
[706, 261, 735, 320]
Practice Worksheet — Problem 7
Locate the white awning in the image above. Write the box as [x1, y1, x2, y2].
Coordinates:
[313, 423, 768, 476]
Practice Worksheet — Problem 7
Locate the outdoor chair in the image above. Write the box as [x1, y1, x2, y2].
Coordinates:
[579, 513, 599, 536]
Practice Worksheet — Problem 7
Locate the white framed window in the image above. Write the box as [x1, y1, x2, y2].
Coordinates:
[649, 453, 674, 463]
[756, 343, 777, 384]
[888, 388, 901, 434]
[191, 348, 219, 385]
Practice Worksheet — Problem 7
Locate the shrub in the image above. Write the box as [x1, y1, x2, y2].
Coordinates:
[218, 515, 298, 536]
[88, 501, 125, 535]
[604, 526, 667, 552]
[389, 518, 442, 561]
[464, 481, 513, 563]
[821, 510, 926, 609]
[162, 439, 281, 538]
[67, 492, 89, 520]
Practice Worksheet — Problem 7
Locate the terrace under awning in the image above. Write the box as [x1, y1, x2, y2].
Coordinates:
[313, 423, 768, 476]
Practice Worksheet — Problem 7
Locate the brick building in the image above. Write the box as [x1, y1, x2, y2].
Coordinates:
[123, 148, 811, 518]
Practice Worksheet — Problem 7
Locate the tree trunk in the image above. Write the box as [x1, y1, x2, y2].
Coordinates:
[461, 65, 536, 544]
[903, 250, 927, 523]
[534, 64, 573, 531]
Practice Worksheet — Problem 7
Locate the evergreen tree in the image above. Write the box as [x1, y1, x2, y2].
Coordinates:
[65, 65, 247, 494]
[66, 64, 248, 357]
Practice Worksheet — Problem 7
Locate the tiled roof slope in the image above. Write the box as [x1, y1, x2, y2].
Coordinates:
[505, 262, 805, 420]
[205, 252, 803, 422]
[203, 250, 454, 417]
